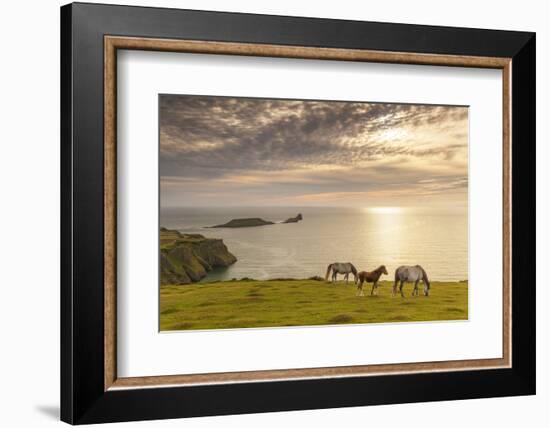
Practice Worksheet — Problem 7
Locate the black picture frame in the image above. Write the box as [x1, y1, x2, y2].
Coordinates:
[61, 2, 535, 424]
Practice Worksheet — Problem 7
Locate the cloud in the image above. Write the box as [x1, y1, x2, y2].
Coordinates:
[159, 94, 468, 207]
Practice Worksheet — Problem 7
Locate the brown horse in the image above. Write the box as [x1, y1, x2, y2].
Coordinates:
[356, 265, 388, 296]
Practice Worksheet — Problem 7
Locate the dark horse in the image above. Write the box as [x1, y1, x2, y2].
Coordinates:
[355, 265, 388, 296]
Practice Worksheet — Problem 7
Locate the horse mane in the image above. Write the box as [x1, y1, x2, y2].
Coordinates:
[375, 265, 385, 273]
[349, 263, 357, 275]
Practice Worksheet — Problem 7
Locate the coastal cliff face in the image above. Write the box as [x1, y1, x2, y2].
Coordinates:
[160, 228, 237, 285]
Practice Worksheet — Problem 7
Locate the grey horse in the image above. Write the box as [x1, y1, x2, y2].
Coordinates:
[392, 265, 431, 297]
[325, 262, 358, 284]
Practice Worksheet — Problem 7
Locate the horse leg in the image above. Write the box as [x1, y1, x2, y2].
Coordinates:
[371, 282, 376, 296]
[399, 280, 405, 297]
[392, 279, 398, 296]
[413, 280, 419, 296]
[424, 281, 429, 296]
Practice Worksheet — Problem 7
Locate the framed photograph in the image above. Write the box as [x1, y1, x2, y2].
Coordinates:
[61, 2, 535, 424]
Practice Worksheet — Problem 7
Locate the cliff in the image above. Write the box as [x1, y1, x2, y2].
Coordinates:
[160, 228, 237, 285]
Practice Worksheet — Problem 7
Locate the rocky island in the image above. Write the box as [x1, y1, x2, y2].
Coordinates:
[210, 218, 274, 228]
[282, 213, 303, 223]
[160, 227, 237, 285]
[210, 213, 303, 228]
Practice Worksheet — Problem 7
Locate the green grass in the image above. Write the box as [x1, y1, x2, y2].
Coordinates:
[160, 279, 468, 331]
[160, 228, 207, 250]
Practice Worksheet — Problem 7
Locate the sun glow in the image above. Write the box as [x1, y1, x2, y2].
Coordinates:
[376, 127, 407, 142]
[363, 206, 403, 214]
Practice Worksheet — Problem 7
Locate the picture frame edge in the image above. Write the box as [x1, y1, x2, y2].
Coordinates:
[61, 3, 536, 424]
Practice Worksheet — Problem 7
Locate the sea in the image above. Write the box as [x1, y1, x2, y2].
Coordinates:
[160, 206, 468, 282]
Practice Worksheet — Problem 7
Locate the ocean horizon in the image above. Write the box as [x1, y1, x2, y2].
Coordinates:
[160, 206, 468, 282]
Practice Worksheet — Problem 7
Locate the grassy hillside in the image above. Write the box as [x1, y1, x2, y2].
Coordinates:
[160, 279, 468, 331]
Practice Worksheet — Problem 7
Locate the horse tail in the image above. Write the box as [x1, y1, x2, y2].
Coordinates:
[393, 268, 400, 294]
[325, 264, 333, 281]
[418, 265, 430, 289]
[349, 263, 358, 283]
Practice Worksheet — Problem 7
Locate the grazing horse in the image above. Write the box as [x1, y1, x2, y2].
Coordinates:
[325, 262, 358, 284]
[393, 265, 431, 297]
[356, 265, 388, 296]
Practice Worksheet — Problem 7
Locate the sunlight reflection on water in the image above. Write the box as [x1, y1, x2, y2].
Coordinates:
[161, 206, 468, 282]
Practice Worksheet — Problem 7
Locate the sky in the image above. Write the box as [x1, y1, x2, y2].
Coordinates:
[160, 94, 468, 209]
